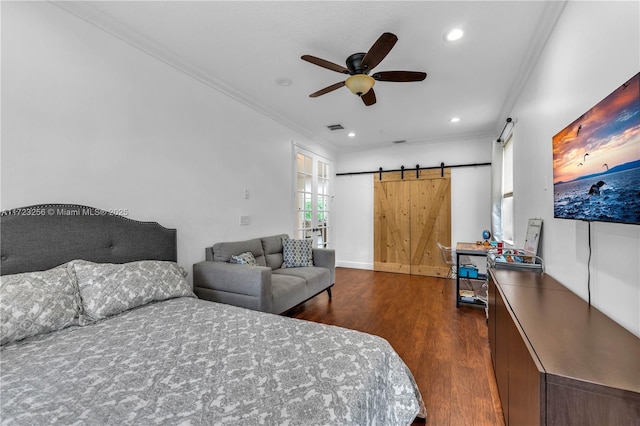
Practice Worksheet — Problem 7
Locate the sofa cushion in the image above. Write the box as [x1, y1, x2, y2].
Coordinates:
[261, 234, 288, 270]
[270, 274, 307, 314]
[213, 238, 266, 267]
[273, 267, 331, 296]
[282, 238, 313, 268]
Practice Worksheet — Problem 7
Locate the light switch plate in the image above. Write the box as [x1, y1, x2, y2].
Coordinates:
[239, 215, 250, 225]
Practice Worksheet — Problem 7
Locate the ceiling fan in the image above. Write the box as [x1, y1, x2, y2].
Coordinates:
[301, 32, 427, 106]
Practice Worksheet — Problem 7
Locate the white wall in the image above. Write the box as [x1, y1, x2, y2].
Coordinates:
[334, 137, 492, 269]
[508, 1, 639, 336]
[0, 2, 329, 278]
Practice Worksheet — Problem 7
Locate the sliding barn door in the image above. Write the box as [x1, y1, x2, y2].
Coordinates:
[409, 172, 451, 276]
[373, 176, 412, 274]
[374, 169, 451, 277]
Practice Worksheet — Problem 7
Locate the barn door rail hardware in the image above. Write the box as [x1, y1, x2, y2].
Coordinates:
[337, 161, 492, 180]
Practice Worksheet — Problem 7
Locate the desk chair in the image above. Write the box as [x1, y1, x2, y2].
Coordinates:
[437, 242, 474, 293]
[437, 242, 457, 293]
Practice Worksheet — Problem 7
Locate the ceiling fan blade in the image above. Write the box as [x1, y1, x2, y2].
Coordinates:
[362, 32, 398, 72]
[301, 55, 349, 74]
[309, 81, 346, 98]
[373, 71, 427, 82]
[361, 88, 377, 106]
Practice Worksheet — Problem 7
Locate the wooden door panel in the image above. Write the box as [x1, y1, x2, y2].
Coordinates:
[410, 172, 450, 277]
[374, 176, 410, 274]
[374, 170, 451, 276]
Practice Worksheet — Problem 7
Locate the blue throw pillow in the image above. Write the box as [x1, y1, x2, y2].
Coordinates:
[230, 251, 259, 266]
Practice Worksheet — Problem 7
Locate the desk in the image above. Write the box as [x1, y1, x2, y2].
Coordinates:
[455, 242, 490, 308]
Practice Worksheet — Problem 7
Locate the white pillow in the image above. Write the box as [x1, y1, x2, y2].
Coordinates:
[73, 260, 194, 323]
[0, 264, 80, 345]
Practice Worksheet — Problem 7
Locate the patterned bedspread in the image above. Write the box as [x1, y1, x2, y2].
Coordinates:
[1, 298, 424, 425]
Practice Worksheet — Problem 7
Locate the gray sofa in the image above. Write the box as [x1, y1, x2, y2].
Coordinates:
[193, 234, 335, 314]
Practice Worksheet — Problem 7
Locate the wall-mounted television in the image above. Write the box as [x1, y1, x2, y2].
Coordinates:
[552, 72, 640, 225]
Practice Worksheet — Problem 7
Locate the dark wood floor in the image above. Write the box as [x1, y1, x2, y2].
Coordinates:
[286, 267, 505, 426]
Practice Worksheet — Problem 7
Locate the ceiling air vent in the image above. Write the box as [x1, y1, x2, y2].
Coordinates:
[327, 124, 344, 131]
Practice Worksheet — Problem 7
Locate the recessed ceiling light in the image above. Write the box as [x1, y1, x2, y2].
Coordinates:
[275, 78, 292, 86]
[348, 132, 356, 138]
[450, 117, 461, 123]
[445, 28, 464, 42]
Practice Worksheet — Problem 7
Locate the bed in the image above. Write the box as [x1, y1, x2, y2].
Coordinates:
[0, 204, 425, 425]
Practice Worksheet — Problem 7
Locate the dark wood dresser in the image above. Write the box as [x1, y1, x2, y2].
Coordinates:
[487, 268, 640, 425]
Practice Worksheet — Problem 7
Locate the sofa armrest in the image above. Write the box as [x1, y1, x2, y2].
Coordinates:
[193, 261, 272, 298]
[312, 248, 336, 284]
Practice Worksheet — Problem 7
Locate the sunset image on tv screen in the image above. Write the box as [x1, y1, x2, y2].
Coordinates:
[552, 72, 640, 224]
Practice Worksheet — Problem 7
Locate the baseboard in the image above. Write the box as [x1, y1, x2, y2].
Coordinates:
[336, 261, 373, 270]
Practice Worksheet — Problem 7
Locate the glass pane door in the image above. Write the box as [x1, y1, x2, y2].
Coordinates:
[316, 160, 330, 248]
[296, 153, 313, 241]
[295, 150, 332, 248]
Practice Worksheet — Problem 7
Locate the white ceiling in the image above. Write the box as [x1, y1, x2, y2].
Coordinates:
[55, 1, 566, 152]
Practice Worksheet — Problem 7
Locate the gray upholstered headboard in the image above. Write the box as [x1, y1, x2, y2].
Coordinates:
[0, 204, 177, 276]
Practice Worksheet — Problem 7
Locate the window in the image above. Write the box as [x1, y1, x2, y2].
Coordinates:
[501, 134, 514, 244]
[294, 148, 332, 248]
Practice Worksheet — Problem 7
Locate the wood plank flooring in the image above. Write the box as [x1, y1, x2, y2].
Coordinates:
[286, 267, 505, 426]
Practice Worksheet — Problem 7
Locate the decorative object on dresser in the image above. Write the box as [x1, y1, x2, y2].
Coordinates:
[487, 218, 544, 273]
[2, 205, 424, 424]
[487, 268, 640, 425]
[193, 234, 335, 314]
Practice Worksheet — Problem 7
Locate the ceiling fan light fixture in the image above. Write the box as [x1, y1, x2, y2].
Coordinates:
[302, 32, 426, 106]
[345, 74, 375, 96]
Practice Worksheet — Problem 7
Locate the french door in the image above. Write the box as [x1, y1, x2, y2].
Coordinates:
[294, 147, 332, 248]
